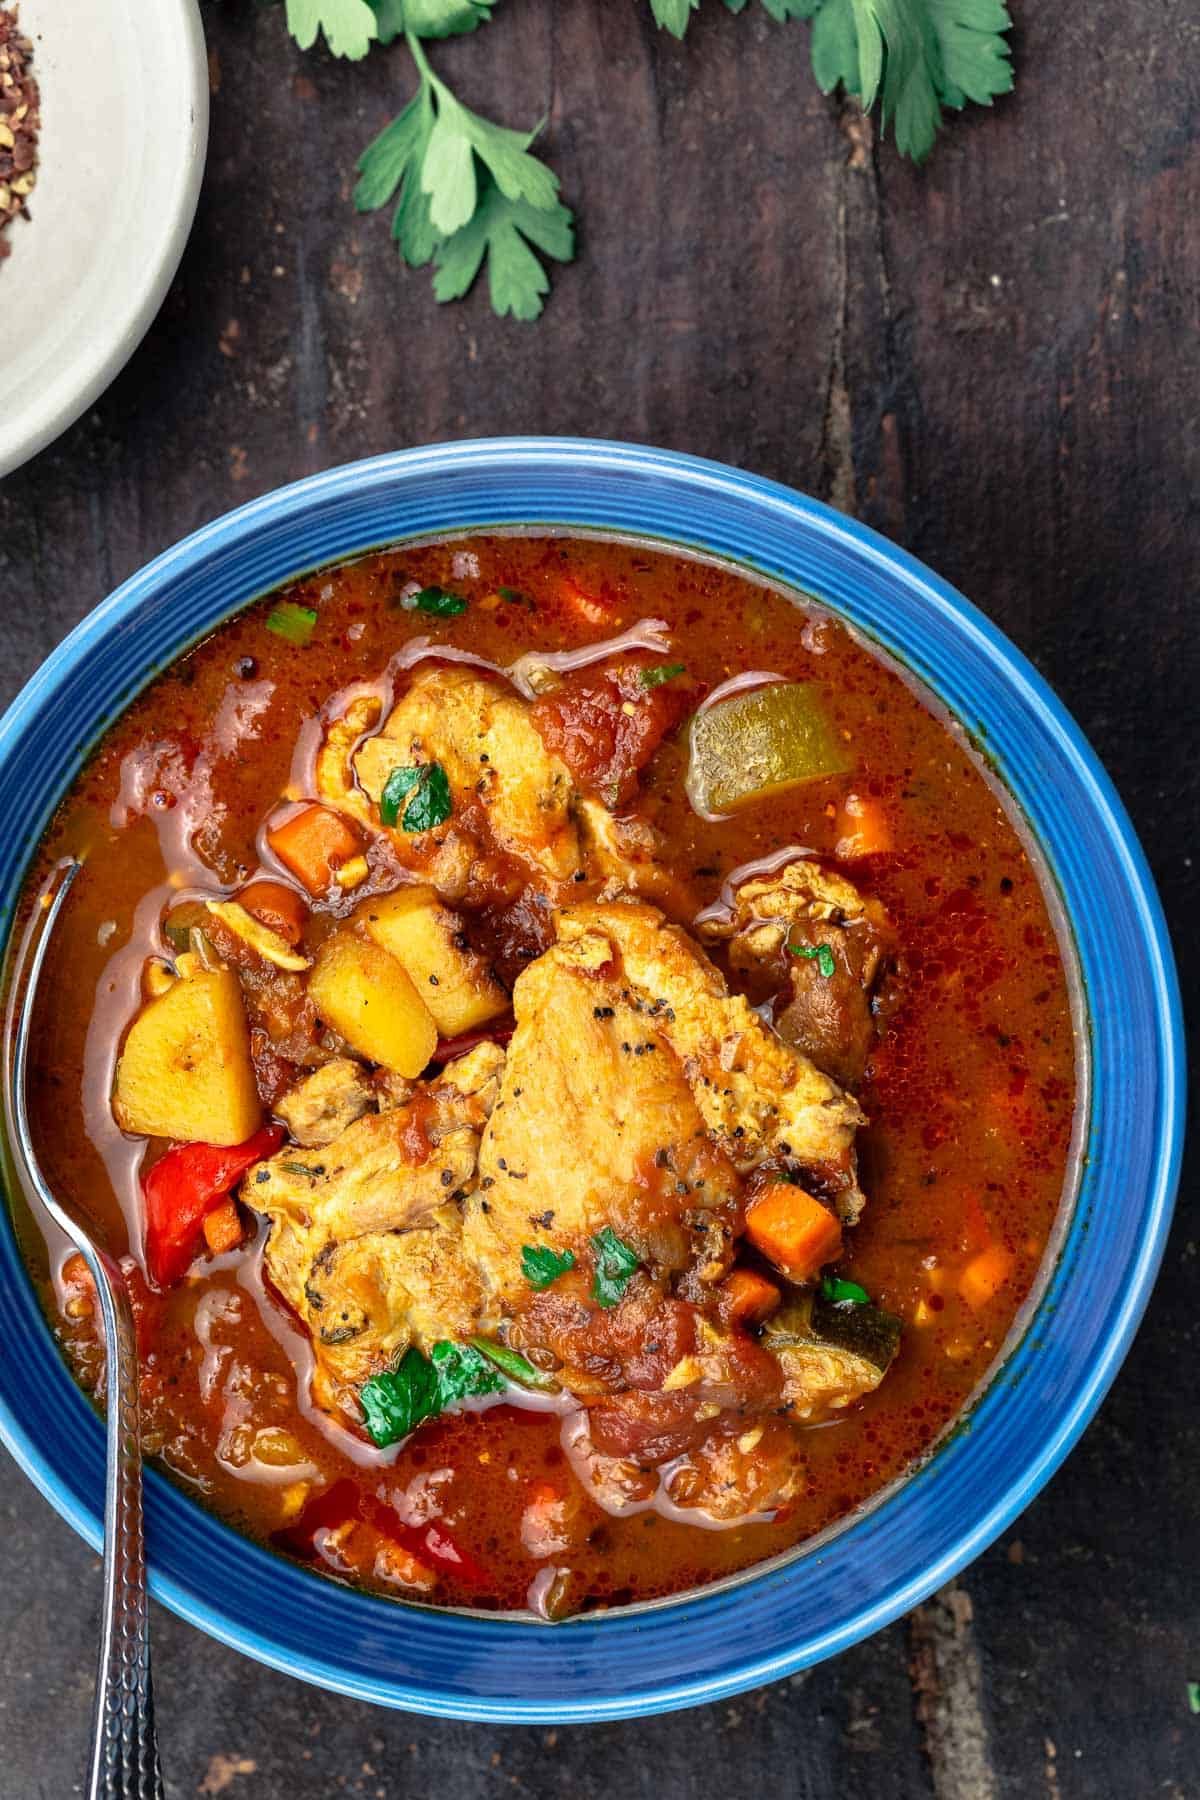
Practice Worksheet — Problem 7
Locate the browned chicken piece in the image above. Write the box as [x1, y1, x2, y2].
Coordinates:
[575, 796, 701, 922]
[275, 1057, 373, 1147]
[323, 666, 583, 897]
[463, 927, 743, 1308]
[463, 900, 867, 1313]
[245, 1044, 504, 1411]
[698, 857, 894, 1087]
[665, 1416, 805, 1521]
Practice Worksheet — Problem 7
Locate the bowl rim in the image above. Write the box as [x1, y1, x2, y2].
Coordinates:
[0, 437, 1184, 1720]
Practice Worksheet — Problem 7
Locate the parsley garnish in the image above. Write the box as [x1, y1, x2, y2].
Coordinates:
[359, 1338, 503, 1447]
[265, 602, 318, 646]
[1188, 1681, 1200, 1716]
[790, 940, 837, 979]
[590, 1226, 640, 1309]
[521, 1243, 576, 1290]
[639, 662, 687, 689]
[379, 761, 453, 832]
[282, 0, 1010, 323]
[402, 584, 468, 616]
[820, 1275, 871, 1307]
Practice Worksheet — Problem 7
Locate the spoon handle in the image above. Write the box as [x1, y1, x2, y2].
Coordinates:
[88, 1254, 165, 1800]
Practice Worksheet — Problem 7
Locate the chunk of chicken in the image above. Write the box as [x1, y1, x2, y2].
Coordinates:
[463, 925, 743, 1307]
[246, 1044, 504, 1409]
[349, 666, 582, 894]
[561, 903, 866, 1204]
[698, 857, 893, 1086]
[665, 1416, 805, 1521]
[463, 901, 866, 1312]
[275, 1057, 373, 1147]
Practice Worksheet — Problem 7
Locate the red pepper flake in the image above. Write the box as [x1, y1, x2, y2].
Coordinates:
[0, 6, 40, 264]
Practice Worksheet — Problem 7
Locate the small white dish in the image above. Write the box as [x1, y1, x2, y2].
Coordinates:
[0, 0, 208, 478]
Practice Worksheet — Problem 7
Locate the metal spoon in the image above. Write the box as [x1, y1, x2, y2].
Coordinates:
[5, 858, 165, 1800]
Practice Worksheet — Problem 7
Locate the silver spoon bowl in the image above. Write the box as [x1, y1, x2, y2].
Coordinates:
[5, 859, 165, 1800]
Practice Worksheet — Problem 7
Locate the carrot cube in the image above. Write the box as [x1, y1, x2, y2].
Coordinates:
[959, 1244, 1014, 1312]
[745, 1183, 843, 1283]
[267, 805, 361, 896]
[202, 1196, 246, 1257]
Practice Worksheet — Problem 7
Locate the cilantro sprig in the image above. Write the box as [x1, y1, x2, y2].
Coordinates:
[281, 0, 1014, 322]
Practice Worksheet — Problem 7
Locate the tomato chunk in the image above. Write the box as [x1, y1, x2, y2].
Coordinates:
[531, 657, 692, 807]
[142, 1124, 282, 1288]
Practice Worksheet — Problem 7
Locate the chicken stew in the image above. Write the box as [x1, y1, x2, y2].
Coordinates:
[10, 533, 1078, 1617]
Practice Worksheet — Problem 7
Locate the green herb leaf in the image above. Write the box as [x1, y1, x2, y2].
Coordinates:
[789, 940, 837, 979]
[521, 1243, 577, 1290]
[358, 1338, 504, 1447]
[820, 1274, 872, 1307]
[432, 178, 574, 321]
[403, 585, 469, 616]
[359, 1347, 442, 1445]
[639, 662, 687, 689]
[379, 762, 453, 832]
[590, 1226, 640, 1309]
[650, 0, 700, 36]
[265, 602, 318, 646]
[809, 0, 1013, 163]
[403, 762, 453, 832]
[370, 0, 496, 43]
[285, 0, 378, 58]
[1188, 1681, 1200, 1716]
[498, 585, 534, 609]
[470, 1335, 561, 1391]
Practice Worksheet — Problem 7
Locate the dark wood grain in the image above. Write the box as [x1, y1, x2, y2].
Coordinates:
[0, 3, 1195, 1795]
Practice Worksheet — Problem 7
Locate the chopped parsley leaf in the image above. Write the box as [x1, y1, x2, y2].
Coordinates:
[790, 940, 837, 979]
[379, 761, 453, 833]
[820, 1275, 871, 1308]
[521, 1243, 576, 1290]
[590, 1225, 639, 1309]
[358, 1339, 503, 1448]
[402, 585, 468, 617]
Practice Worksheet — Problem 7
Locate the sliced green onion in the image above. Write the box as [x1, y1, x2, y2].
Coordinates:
[265, 602, 318, 646]
[469, 1336, 560, 1392]
[639, 662, 686, 689]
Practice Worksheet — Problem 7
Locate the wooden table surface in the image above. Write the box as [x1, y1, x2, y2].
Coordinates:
[0, 3, 1195, 1795]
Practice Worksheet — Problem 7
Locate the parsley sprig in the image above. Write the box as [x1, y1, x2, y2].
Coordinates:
[283, 0, 1013, 320]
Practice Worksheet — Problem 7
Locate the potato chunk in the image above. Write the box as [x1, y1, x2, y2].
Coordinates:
[361, 887, 508, 1039]
[113, 968, 262, 1145]
[309, 933, 437, 1077]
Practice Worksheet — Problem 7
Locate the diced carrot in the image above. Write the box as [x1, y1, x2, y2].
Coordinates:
[745, 1183, 844, 1282]
[717, 1267, 782, 1330]
[958, 1243, 1014, 1312]
[267, 805, 361, 896]
[238, 878, 308, 945]
[202, 1196, 246, 1256]
[835, 791, 893, 859]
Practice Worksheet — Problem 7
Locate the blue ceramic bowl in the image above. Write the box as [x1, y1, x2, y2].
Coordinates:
[0, 440, 1183, 1720]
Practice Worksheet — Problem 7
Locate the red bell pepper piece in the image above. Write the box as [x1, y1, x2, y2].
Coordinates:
[142, 1123, 283, 1288]
[275, 1478, 494, 1594]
